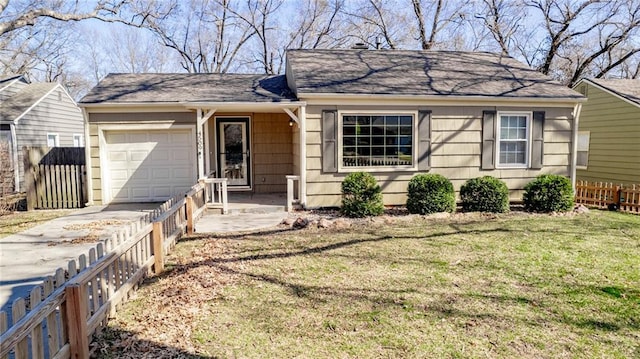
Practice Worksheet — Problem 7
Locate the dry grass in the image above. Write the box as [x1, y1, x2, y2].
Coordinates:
[94, 210, 640, 358]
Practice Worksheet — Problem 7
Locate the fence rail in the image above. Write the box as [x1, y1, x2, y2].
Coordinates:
[0, 182, 206, 358]
[575, 180, 640, 214]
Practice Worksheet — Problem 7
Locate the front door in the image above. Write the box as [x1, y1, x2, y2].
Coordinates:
[217, 118, 250, 188]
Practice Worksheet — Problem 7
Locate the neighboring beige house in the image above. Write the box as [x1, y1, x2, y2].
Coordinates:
[0, 74, 85, 192]
[79, 49, 585, 208]
[572, 79, 640, 186]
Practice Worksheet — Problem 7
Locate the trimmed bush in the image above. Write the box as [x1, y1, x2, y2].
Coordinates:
[523, 174, 574, 213]
[341, 172, 384, 218]
[460, 176, 510, 213]
[406, 174, 455, 214]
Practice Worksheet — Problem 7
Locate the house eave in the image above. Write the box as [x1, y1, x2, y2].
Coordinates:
[574, 78, 640, 110]
[295, 92, 586, 106]
[80, 101, 307, 113]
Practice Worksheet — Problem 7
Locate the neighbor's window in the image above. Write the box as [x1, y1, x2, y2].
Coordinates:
[73, 134, 84, 147]
[577, 131, 590, 169]
[47, 133, 59, 147]
[342, 114, 414, 168]
[497, 112, 530, 167]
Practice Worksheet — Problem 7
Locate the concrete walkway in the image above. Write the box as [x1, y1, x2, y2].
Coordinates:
[0, 204, 157, 312]
[0, 203, 289, 312]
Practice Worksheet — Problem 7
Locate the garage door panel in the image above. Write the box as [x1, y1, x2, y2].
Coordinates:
[130, 150, 149, 161]
[105, 129, 195, 203]
[151, 149, 170, 161]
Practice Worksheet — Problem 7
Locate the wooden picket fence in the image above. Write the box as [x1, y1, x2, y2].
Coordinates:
[0, 183, 207, 359]
[23, 147, 86, 210]
[575, 180, 640, 214]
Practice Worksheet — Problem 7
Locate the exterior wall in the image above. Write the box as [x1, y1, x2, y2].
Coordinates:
[87, 112, 196, 204]
[251, 113, 293, 193]
[14, 87, 84, 190]
[304, 104, 574, 208]
[576, 84, 640, 185]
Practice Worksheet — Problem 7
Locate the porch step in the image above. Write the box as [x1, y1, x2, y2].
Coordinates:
[207, 204, 285, 215]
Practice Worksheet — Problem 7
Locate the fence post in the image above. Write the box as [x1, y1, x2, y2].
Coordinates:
[23, 147, 36, 211]
[66, 283, 89, 359]
[614, 185, 621, 209]
[185, 195, 194, 235]
[152, 221, 165, 274]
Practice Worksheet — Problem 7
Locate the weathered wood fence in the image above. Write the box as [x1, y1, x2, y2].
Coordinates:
[23, 147, 86, 210]
[0, 183, 207, 359]
[575, 180, 640, 214]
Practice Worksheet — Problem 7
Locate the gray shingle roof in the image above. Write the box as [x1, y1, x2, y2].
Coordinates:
[80, 73, 296, 104]
[0, 82, 57, 122]
[589, 78, 640, 106]
[287, 49, 583, 99]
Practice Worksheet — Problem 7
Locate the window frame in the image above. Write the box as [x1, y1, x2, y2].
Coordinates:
[576, 131, 590, 169]
[337, 110, 419, 172]
[46, 133, 60, 147]
[72, 134, 84, 147]
[496, 111, 532, 169]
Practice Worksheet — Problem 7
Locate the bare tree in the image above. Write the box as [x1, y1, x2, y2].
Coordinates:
[528, 0, 640, 85]
[285, 0, 347, 50]
[474, 0, 527, 56]
[411, 0, 468, 50]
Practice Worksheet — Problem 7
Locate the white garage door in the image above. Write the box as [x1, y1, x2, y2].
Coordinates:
[105, 130, 195, 203]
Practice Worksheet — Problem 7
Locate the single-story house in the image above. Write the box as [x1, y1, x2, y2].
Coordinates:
[79, 49, 585, 208]
[573, 78, 639, 185]
[0, 74, 85, 193]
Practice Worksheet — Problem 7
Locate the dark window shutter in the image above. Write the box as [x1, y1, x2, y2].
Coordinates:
[417, 110, 432, 171]
[531, 111, 545, 169]
[322, 110, 338, 173]
[482, 111, 496, 170]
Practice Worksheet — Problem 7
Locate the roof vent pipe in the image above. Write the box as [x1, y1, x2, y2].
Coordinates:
[351, 42, 369, 50]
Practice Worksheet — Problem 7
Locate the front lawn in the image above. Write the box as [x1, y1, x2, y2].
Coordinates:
[95, 211, 640, 358]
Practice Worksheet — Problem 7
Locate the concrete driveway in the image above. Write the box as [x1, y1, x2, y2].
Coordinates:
[0, 204, 158, 313]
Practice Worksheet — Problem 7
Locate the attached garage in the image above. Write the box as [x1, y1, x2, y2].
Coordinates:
[103, 129, 196, 203]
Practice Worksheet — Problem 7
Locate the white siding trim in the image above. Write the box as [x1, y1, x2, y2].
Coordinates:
[570, 103, 582, 190]
[9, 123, 19, 192]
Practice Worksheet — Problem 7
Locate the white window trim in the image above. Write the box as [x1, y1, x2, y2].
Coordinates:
[47, 133, 60, 147]
[337, 110, 419, 172]
[496, 111, 532, 169]
[576, 131, 590, 170]
[73, 134, 84, 147]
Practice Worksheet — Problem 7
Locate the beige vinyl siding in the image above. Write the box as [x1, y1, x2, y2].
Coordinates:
[305, 105, 573, 208]
[576, 84, 640, 185]
[252, 113, 293, 193]
[14, 87, 84, 190]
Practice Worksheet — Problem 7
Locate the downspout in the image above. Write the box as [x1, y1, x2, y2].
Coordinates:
[299, 105, 307, 207]
[82, 108, 94, 205]
[570, 103, 582, 191]
[9, 122, 18, 192]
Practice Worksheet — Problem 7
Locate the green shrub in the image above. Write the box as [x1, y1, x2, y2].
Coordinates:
[460, 176, 510, 213]
[406, 174, 455, 214]
[523, 174, 574, 213]
[341, 172, 384, 218]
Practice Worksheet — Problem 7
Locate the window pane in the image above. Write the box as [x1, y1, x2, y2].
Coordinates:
[577, 151, 588, 167]
[341, 114, 414, 168]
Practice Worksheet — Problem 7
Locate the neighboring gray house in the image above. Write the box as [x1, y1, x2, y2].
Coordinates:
[80, 49, 585, 207]
[0, 74, 85, 192]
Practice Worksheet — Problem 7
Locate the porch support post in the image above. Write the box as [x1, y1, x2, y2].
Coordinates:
[299, 105, 307, 207]
[9, 122, 19, 192]
[196, 108, 217, 179]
